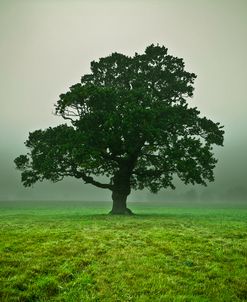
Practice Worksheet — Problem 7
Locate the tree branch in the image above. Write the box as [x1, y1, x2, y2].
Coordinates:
[67, 164, 113, 190]
[100, 151, 123, 164]
[81, 174, 113, 190]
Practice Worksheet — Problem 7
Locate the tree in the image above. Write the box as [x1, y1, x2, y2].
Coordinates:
[14, 44, 224, 214]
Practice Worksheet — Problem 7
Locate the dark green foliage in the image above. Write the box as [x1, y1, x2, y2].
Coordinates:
[14, 44, 224, 210]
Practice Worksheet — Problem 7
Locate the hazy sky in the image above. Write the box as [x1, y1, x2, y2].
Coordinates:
[1, 0, 247, 203]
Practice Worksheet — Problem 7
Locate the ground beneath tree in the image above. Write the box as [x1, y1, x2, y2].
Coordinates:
[0, 201, 246, 302]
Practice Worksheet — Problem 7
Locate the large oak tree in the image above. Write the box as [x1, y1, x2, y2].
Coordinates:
[15, 44, 224, 214]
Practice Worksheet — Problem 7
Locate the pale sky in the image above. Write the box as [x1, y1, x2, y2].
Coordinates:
[0, 0, 247, 203]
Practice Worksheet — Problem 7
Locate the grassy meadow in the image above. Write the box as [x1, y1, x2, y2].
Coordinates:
[0, 200, 247, 302]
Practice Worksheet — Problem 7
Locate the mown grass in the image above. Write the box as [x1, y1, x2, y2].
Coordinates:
[0, 201, 247, 301]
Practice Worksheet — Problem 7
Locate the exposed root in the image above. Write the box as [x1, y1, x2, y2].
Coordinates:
[108, 208, 134, 215]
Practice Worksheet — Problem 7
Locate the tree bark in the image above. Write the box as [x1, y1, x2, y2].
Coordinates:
[109, 166, 133, 215]
[109, 190, 133, 215]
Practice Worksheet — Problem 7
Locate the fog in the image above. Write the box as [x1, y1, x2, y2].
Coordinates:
[0, 0, 247, 204]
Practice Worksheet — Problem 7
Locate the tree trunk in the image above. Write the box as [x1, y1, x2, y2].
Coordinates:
[109, 190, 133, 215]
[109, 167, 133, 215]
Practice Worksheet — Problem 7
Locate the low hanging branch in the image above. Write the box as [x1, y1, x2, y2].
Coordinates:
[80, 174, 113, 190]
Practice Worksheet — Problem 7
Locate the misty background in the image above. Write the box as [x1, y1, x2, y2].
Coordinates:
[0, 0, 246, 204]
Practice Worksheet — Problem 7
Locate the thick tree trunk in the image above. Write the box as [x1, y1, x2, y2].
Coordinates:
[109, 167, 133, 215]
[109, 190, 133, 215]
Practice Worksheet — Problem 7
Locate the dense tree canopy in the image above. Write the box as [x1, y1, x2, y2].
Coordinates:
[15, 44, 224, 214]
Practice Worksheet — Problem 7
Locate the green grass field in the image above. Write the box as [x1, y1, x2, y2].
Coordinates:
[0, 201, 246, 302]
